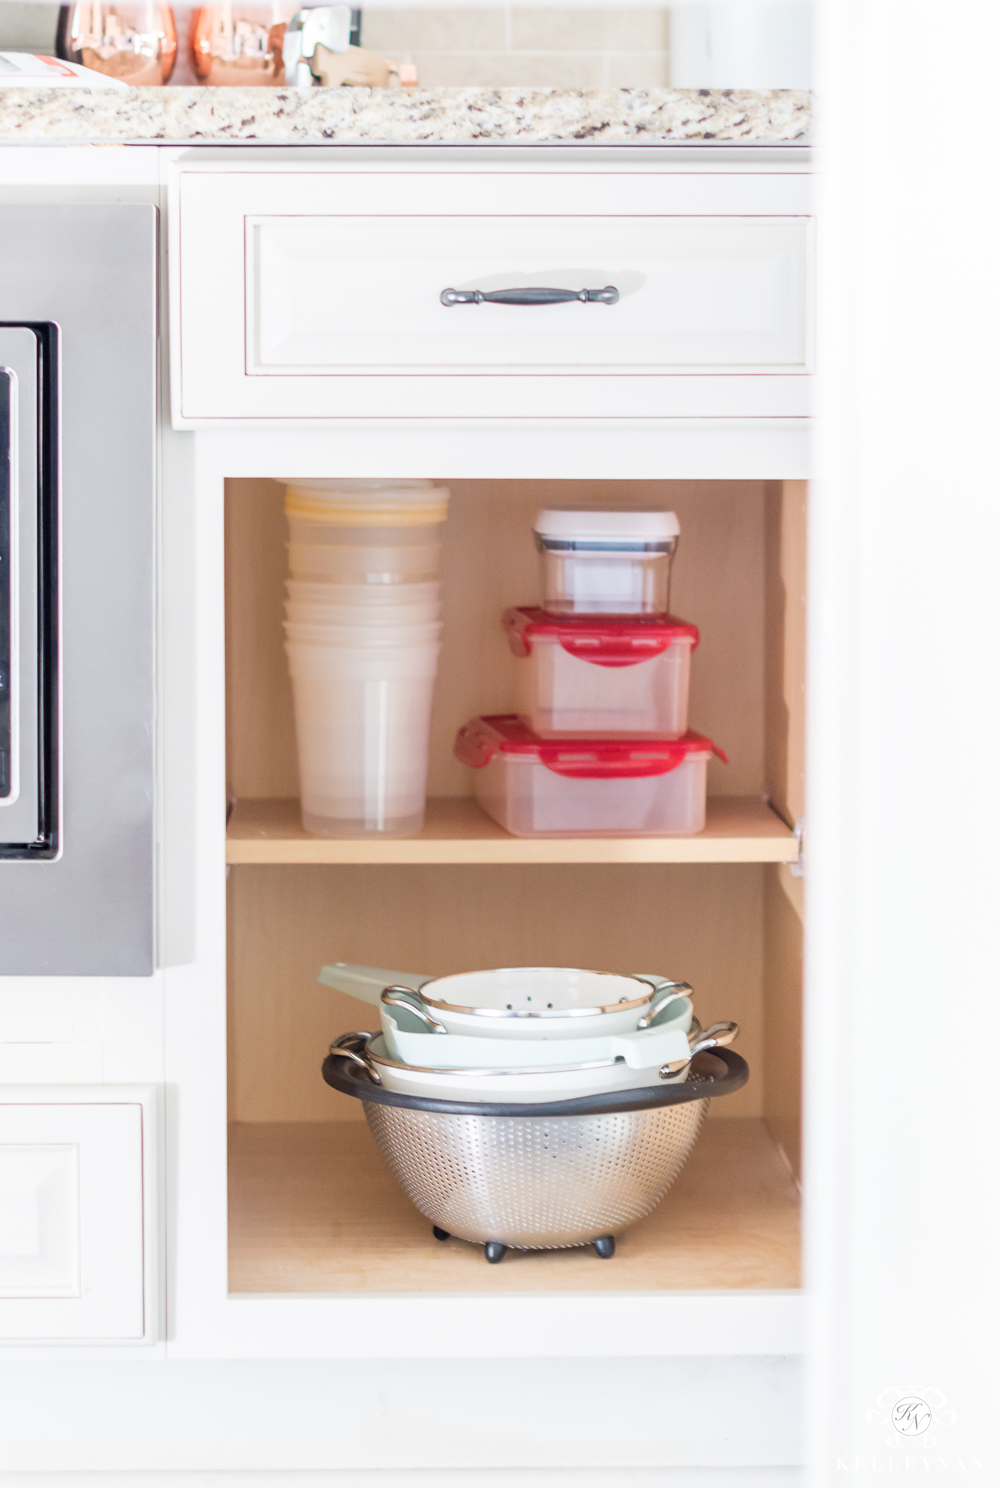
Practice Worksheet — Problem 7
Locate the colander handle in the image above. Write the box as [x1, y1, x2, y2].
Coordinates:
[635, 980, 693, 1030]
[328, 1031, 382, 1085]
[660, 1020, 739, 1078]
[381, 985, 448, 1034]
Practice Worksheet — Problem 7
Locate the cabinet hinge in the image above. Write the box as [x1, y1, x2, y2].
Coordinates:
[789, 816, 804, 878]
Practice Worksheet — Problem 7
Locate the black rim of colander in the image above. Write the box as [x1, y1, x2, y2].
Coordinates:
[321, 1045, 748, 1117]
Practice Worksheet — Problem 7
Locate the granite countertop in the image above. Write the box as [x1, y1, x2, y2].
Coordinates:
[0, 86, 810, 144]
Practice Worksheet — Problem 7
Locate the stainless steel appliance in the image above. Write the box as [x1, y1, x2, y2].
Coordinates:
[0, 206, 156, 973]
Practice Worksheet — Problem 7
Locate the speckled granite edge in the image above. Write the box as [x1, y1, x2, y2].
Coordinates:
[0, 86, 811, 144]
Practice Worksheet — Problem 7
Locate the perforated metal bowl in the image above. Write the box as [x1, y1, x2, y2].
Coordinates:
[323, 1040, 748, 1256]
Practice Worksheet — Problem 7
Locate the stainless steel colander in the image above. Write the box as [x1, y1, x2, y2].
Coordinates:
[323, 1036, 748, 1260]
[365, 1096, 709, 1250]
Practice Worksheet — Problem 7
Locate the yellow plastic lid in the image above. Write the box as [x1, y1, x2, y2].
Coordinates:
[284, 480, 449, 527]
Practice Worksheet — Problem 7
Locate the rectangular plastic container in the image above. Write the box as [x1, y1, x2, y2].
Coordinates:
[533, 508, 680, 615]
[504, 607, 699, 738]
[455, 715, 722, 838]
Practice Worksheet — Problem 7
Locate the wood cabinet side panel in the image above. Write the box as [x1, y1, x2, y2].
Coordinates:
[764, 477, 807, 829]
[762, 863, 803, 1181]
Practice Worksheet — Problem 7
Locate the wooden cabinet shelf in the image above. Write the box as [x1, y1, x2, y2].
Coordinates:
[226, 795, 798, 866]
[228, 1117, 800, 1295]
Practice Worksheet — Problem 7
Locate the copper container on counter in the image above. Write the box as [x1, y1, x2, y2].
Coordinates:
[188, 5, 295, 85]
[56, 4, 178, 85]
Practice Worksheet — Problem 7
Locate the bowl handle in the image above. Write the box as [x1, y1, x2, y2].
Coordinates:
[328, 1031, 382, 1085]
[635, 980, 693, 1030]
[381, 985, 448, 1034]
[660, 1020, 740, 1079]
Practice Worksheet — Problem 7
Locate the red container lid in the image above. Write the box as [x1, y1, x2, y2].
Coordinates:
[455, 715, 727, 780]
[503, 607, 700, 669]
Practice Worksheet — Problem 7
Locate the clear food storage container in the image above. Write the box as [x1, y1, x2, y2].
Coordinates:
[455, 716, 725, 838]
[504, 607, 699, 738]
[534, 509, 680, 615]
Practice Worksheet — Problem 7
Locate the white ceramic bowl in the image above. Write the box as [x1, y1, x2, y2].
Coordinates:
[383, 966, 688, 1041]
[364, 1032, 692, 1102]
[381, 998, 693, 1069]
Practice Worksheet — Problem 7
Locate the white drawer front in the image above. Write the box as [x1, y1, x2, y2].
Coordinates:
[174, 166, 812, 423]
[0, 1088, 156, 1342]
[251, 215, 808, 375]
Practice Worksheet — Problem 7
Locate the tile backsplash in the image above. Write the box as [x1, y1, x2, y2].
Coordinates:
[0, 1, 811, 89]
[360, 8, 671, 90]
[0, 2, 60, 53]
[0, 3, 670, 89]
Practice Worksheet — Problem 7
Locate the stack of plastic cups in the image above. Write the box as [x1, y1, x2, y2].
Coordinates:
[283, 480, 449, 837]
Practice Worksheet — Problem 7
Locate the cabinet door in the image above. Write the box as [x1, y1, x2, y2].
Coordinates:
[172, 165, 812, 423]
[0, 1088, 156, 1342]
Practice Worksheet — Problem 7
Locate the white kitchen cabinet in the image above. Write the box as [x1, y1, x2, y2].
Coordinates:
[2, 9, 997, 1461]
[0, 143, 810, 1471]
[160, 427, 806, 1369]
[171, 155, 812, 425]
[0, 1086, 157, 1342]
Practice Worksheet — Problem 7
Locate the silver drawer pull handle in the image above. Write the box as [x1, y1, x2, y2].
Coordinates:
[441, 286, 619, 307]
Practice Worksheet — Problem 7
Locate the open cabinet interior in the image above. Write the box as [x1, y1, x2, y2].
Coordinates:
[224, 479, 805, 1294]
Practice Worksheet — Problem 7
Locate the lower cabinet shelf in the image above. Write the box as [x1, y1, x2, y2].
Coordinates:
[227, 1116, 800, 1295]
[226, 795, 798, 866]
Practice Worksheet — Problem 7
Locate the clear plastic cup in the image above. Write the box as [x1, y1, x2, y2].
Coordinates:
[284, 480, 449, 529]
[285, 638, 441, 837]
[286, 542, 443, 585]
[285, 482, 448, 585]
[282, 482, 449, 837]
[286, 520, 443, 551]
[285, 601, 441, 627]
[286, 641, 442, 672]
[286, 579, 441, 608]
[287, 488, 446, 580]
[283, 620, 443, 647]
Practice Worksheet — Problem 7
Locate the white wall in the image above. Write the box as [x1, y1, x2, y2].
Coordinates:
[670, 2, 813, 88]
[807, 0, 1000, 1479]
